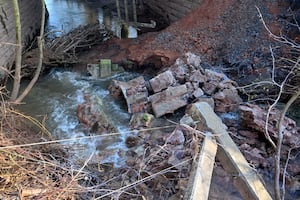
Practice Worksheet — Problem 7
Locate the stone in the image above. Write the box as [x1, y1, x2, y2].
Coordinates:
[189, 70, 207, 85]
[108, 80, 122, 98]
[180, 114, 195, 127]
[239, 104, 300, 146]
[193, 88, 204, 98]
[185, 52, 202, 68]
[213, 88, 242, 112]
[149, 70, 176, 93]
[171, 64, 189, 83]
[185, 82, 194, 93]
[116, 76, 149, 113]
[129, 112, 154, 129]
[195, 97, 215, 109]
[149, 85, 188, 117]
[125, 136, 140, 148]
[87, 64, 100, 78]
[202, 81, 218, 95]
[218, 79, 238, 90]
[76, 93, 116, 134]
[165, 127, 186, 145]
[205, 69, 226, 82]
[100, 59, 112, 77]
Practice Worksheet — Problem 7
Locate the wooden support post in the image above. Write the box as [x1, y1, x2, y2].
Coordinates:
[116, 0, 121, 20]
[124, 0, 129, 22]
[132, 0, 137, 26]
[187, 102, 272, 200]
[190, 135, 217, 200]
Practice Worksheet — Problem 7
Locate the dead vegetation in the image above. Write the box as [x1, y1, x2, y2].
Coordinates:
[0, 90, 81, 199]
[21, 23, 112, 77]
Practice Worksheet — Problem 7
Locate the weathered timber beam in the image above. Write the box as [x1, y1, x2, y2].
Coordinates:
[190, 135, 217, 200]
[186, 102, 272, 200]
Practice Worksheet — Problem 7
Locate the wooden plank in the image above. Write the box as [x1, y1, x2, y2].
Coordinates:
[190, 135, 217, 200]
[187, 102, 272, 200]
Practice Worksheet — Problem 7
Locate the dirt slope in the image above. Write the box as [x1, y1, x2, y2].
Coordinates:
[127, 0, 286, 66]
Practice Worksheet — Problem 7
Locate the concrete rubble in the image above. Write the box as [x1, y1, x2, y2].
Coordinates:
[109, 52, 243, 118]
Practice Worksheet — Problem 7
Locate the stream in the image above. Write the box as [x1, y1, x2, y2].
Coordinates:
[45, 0, 137, 38]
[19, 69, 141, 166]
[18, 0, 140, 166]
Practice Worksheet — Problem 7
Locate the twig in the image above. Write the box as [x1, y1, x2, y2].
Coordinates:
[94, 158, 192, 199]
[275, 88, 300, 200]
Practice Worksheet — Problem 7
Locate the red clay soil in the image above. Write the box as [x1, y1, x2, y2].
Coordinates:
[77, 0, 289, 71]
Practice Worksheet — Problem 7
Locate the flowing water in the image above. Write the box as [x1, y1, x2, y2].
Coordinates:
[19, 69, 140, 166]
[18, 0, 141, 165]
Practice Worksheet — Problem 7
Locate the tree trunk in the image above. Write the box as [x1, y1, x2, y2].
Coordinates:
[10, 0, 22, 101]
[15, 0, 45, 103]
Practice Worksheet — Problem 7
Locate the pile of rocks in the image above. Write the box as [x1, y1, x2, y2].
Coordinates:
[109, 52, 242, 118]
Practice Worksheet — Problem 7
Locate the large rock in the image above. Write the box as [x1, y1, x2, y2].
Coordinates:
[77, 93, 116, 134]
[110, 76, 149, 113]
[149, 70, 176, 93]
[239, 103, 300, 146]
[149, 85, 188, 117]
[214, 88, 242, 112]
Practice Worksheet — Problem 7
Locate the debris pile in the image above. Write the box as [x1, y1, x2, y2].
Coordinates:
[109, 52, 242, 118]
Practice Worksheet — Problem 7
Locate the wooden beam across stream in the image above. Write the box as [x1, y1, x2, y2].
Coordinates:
[187, 102, 272, 200]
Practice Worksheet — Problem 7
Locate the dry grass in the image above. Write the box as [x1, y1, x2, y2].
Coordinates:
[0, 90, 82, 200]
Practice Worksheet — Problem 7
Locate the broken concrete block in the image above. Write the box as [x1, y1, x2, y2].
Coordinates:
[195, 97, 215, 109]
[149, 70, 176, 93]
[189, 70, 207, 85]
[185, 52, 202, 68]
[117, 76, 149, 113]
[193, 88, 204, 98]
[149, 85, 188, 117]
[171, 63, 189, 83]
[87, 64, 100, 78]
[100, 59, 112, 77]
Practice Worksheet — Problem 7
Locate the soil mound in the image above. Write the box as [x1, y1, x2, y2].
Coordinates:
[127, 0, 287, 67]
